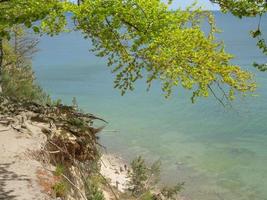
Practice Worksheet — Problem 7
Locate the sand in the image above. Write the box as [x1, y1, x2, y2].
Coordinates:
[100, 154, 130, 192]
[0, 121, 52, 200]
[0, 118, 130, 200]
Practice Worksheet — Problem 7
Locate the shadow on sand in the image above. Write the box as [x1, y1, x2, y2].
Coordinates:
[0, 162, 30, 200]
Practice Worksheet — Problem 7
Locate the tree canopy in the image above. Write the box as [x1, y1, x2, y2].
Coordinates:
[210, 0, 267, 71]
[211, 0, 266, 17]
[0, 0, 68, 38]
[0, 0, 257, 104]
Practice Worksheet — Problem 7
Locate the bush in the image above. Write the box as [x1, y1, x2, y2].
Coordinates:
[52, 181, 68, 198]
[128, 156, 161, 196]
[85, 175, 105, 200]
[128, 156, 184, 200]
[54, 164, 65, 177]
[2, 65, 51, 104]
[1, 26, 51, 104]
[160, 183, 184, 200]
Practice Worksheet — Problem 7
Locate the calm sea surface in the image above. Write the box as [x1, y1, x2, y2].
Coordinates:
[33, 12, 267, 200]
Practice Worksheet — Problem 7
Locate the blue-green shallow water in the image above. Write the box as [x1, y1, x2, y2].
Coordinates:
[33, 12, 267, 200]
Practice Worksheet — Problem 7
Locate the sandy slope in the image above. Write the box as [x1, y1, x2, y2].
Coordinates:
[0, 122, 51, 200]
[0, 119, 130, 200]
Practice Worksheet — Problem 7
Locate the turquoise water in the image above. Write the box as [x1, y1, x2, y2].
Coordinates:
[33, 12, 267, 200]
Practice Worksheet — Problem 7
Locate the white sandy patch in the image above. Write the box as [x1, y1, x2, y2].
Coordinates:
[0, 121, 52, 200]
[100, 154, 130, 193]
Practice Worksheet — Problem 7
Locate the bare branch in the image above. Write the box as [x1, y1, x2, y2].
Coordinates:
[208, 84, 226, 107]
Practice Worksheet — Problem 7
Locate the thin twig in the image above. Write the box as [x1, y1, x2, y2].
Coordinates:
[61, 173, 88, 200]
[97, 171, 119, 200]
[215, 81, 233, 108]
[208, 84, 225, 107]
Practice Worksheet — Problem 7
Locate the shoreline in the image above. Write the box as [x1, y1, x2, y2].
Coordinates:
[100, 153, 130, 193]
[100, 153, 190, 200]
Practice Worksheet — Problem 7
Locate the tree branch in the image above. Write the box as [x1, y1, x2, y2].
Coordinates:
[208, 84, 226, 107]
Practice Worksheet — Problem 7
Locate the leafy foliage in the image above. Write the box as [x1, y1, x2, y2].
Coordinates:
[52, 180, 68, 198]
[127, 156, 184, 200]
[86, 175, 105, 200]
[84, 160, 105, 200]
[251, 25, 267, 71]
[1, 27, 50, 104]
[160, 183, 184, 200]
[0, 0, 67, 38]
[54, 164, 65, 177]
[140, 191, 154, 200]
[128, 156, 161, 196]
[2, 65, 50, 103]
[210, 0, 266, 17]
[74, 0, 255, 102]
[0, 0, 257, 103]
[128, 156, 152, 195]
[210, 0, 267, 71]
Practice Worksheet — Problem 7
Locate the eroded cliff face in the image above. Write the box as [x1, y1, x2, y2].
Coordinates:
[0, 96, 104, 200]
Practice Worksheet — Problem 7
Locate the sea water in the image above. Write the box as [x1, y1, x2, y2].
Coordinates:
[33, 12, 267, 200]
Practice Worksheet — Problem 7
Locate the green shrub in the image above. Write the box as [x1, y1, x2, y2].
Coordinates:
[128, 156, 184, 200]
[141, 191, 154, 200]
[2, 65, 51, 104]
[54, 164, 65, 177]
[160, 183, 184, 200]
[85, 175, 105, 200]
[128, 156, 161, 196]
[69, 118, 86, 128]
[52, 181, 68, 198]
[1, 26, 51, 104]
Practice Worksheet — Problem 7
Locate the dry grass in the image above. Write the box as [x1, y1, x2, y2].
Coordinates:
[36, 168, 60, 197]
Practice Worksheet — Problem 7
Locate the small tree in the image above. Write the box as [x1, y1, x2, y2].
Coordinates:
[128, 156, 151, 196]
[128, 156, 184, 200]
[2, 26, 50, 104]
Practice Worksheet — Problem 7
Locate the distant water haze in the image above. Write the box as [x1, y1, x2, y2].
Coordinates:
[33, 12, 267, 200]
